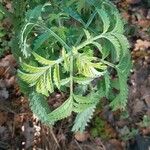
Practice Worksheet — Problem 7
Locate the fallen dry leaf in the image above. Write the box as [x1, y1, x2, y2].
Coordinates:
[74, 131, 89, 142]
[105, 139, 123, 150]
[134, 39, 150, 51]
[126, 0, 141, 4]
[138, 19, 150, 29]
[142, 127, 150, 135]
[0, 67, 5, 76]
[5, 76, 16, 88]
[122, 11, 130, 21]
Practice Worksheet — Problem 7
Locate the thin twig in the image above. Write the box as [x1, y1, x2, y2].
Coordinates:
[42, 126, 52, 150]
[49, 127, 60, 149]
[74, 140, 83, 150]
[0, 101, 16, 114]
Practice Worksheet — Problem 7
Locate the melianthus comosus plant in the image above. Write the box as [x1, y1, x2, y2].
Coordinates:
[18, 0, 131, 132]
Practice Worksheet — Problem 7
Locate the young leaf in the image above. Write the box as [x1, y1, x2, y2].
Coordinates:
[53, 64, 61, 89]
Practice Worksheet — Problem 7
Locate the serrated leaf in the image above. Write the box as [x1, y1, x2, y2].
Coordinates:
[29, 92, 51, 123]
[102, 34, 121, 61]
[36, 75, 49, 96]
[85, 10, 97, 28]
[62, 48, 70, 72]
[20, 23, 35, 58]
[63, 7, 85, 26]
[18, 70, 42, 84]
[25, 5, 43, 22]
[104, 71, 111, 97]
[33, 31, 51, 50]
[46, 68, 54, 93]
[96, 8, 110, 33]
[91, 63, 107, 70]
[111, 33, 130, 56]
[110, 71, 128, 110]
[76, 55, 105, 78]
[73, 94, 94, 104]
[60, 78, 70, 86]
[75, 0, 91, 14]
[112, 11, 124, 34]
[111, 78, 119, 90]
[90, 67, 105, 77]
[32, 52, 55, 65]
[86, 0, 101, 7]
[21, 63, 49, 73]
[117, 52, 132, 74]
[100, 39, 111, 59]
[71, 90, 104, 132]
[53, 64, 61, 89]
[110, 55, 131, 110]
[72, 106, 96, 132]
[73, 102, 94, 113]
[47, 98, 73, 123]
[73, 77, 93, 85]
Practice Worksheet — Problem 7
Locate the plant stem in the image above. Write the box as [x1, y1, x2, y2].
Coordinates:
[76, 38, 94, 51]
[41, 25, 71, 52]
[100, 59, 116, 68]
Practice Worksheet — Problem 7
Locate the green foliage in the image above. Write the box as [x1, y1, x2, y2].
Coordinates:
[140, 115, 150, 127]
[0, 0, 131, 132]
[0, 11, 7, 56]
[72, 106, 96, 132]
[91, 117, 111, 140]
[29, 92, 52, 124]
[120, 127, 138, 141]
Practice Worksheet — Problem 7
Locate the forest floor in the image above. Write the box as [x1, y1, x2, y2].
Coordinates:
[0, 0, 150, 150]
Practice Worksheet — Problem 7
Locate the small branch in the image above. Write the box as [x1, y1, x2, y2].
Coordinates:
[76, 38, 94, 51]
[75, 140, 83, 150]
[49, 127, 60, 148]
[75, 34, 104, 51]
